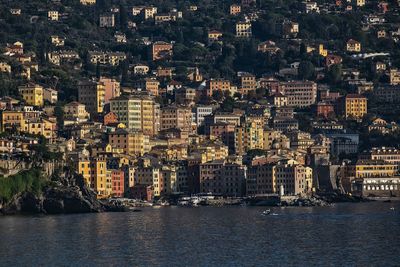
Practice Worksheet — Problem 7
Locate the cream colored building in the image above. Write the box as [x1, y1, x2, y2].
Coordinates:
[80, 0, 96, 5]
[64, 101, 90, 120]
[236, 22, 252, 38]
[389, 69, 400, 85]
[48, 11, 59, 21]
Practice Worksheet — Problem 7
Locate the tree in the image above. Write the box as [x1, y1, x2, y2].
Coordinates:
[54, 103, 65, 131]
[119, 2, 128, 31]
[221, 96, 234, 112]
[212, 90, 224, 102]
[327, 64, 342, 85]
[298, 61, 315, 80]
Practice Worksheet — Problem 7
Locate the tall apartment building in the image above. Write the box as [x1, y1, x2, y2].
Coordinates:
[236, 21, 252, 38]
[110, 95, 160, 136]
[279, 81, 317, 108]
[235, 121, 264, 155]
[78, 79, 105, 118]
[160, 105, 192, 131]
[100, 77, 120, 104]
[18, 84, 44, 107]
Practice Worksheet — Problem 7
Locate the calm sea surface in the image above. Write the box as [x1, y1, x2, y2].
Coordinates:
[0, 202, 399, 266]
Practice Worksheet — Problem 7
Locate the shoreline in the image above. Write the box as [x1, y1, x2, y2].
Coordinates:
[2, 192, 398, 216]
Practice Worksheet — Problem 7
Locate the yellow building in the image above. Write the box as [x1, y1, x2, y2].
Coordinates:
[208, 30, 223, 43]
[18, 84, 44, 107]
[1, 110, 25, 132]
[76, 156, 110, 198]
[356, 0, 365, 7]
[318, 44, 328, 57]
[352, 160, 398, 178]
[235, 121, 264, 155]
[343, 159, 398, 192]
[193, 140, 229, 163]
[80, 0, 96, 5]
[25, 118, 57, 141]
[108, 128, 150, 156]
[342, 94, 367, 119]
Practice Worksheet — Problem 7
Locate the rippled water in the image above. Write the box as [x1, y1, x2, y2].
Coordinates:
[0, 202, 399, 266]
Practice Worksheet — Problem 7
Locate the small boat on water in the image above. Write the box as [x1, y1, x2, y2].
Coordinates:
[262, 209, 271, 215]
[390, 207, 395, 211]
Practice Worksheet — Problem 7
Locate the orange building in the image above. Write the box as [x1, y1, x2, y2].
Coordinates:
[103, 112, 118, 125]
[206, 79, 231, 96]
[230, 4, 241, 15]
[152, 41, 173, 60]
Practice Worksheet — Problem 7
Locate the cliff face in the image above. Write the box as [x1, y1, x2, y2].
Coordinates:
[0, 171, 122, 215]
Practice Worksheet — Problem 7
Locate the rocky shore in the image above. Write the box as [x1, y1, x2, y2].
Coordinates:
[0, 172, 127, 215]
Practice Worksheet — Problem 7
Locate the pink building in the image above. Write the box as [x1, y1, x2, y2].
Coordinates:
[111, 170, 125, 197]
[101, 77, 120, 104]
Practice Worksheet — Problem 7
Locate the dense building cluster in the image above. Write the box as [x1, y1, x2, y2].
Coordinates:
[1, 0, 400, 200]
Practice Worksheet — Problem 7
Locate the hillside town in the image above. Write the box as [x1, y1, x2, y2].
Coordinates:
[1, 0, 400, 205]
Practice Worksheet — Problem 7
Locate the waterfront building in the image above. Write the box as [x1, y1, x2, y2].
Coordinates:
[199, 160, 247, 196]
[247, 160, 313, 196]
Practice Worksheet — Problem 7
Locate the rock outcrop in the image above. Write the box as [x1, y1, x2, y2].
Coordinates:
[0, 171, 126, 215]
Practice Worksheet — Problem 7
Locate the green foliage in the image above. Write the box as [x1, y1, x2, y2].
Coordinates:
[327, 64, 342, 85]
[298, 61, 315, 80]
[0, 168, 47, 202]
